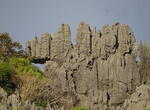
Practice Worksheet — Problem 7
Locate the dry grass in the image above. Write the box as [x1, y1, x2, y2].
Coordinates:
[13, 73, 46, 102]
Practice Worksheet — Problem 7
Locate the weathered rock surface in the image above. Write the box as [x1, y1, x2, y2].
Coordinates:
[0, 87, 21, 110]
[26, 24, 72, 63]
[24, 22, 148, 110]
[76, 22, 92, 55]
[121, 85, 150, 110]
[0, 87, 75, 110]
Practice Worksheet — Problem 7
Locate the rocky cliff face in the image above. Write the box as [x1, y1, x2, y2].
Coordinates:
[121, 85, 150, 110]
[26, 24, 72, 63]
[25, 22, 147, 110]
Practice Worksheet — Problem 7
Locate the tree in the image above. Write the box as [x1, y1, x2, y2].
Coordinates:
[0, 32, 23, 61]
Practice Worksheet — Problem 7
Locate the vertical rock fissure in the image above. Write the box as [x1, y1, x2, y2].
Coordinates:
[90, 34, 92, 54]
[49, 37, 51, 59]
[96, 61, 99, 90]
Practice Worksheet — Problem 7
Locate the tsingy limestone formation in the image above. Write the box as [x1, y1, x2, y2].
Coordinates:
[25, 22, 146, 110]
[26, 24, 72, 63]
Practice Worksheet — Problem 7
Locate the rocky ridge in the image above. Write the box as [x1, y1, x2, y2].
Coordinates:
[23, 22, 149, 110]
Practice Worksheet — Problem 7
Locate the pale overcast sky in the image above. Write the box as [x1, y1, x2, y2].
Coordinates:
[0, 0, 150, 46]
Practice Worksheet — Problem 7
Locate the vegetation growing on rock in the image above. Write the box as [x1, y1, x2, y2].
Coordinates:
[10, 57, 44, 79]
[0, 62, 14, 81]
[0, 33, 23, 62]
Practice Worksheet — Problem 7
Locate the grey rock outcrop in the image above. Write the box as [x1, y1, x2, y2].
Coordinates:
[26, 24, 72, 63]
[42, 22, 140, 110]
[0, 87, 21, 110]
[76, 22, 92, 55]
[0, 87, 72, 110]
[121, 85, 150, 110]
[25, 22, 145, 110]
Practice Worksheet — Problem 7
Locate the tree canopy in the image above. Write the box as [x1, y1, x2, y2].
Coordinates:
[0, 32, 23, 61]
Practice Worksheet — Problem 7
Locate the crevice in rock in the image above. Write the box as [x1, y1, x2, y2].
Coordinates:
[90, 34, 92, 54]
[96, 61, 100, 90]
[49, 37, 51, 58]
[73, 80, 77, 92]
[138, 93, 141, 97]
[65, 73, 68, 80]
[106, 92, 110, 105]
[115, 35, 119, 50]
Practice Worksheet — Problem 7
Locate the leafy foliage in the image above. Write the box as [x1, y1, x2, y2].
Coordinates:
[9, 57, 44, 78]
[0, 33, 46, 102]
[0, 57, 45, 96]
[0, 62, 16, 94]
[0, 62, 14, 81]
[0, 81, 16, 95]
[6, 57, 46, 101]
[0, 32, 23, 62]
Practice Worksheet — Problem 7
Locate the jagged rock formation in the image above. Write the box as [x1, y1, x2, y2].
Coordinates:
[0, 86, 76, 110]
[26, 24, 72, 63]
[25, 22, 147, 110]
[121, 85, 150, 110]
[0, 87, 21, 110]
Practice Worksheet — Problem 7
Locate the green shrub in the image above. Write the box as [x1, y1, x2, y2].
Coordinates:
[10, 57, 31, 68]
[0, 62, 16, 94]
[0, 57, 44, 94]
[0, 81, 16, 95]
[34, 98, 47, 108]
[9, 57, 44, 79]
[0, 62, 14, 81]
[72, 106, 88, 110]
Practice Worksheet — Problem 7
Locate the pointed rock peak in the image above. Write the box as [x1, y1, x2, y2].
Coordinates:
[112, 22, 120, 26]
[78, 21, 90, 28]
[77, 22, 91, 33]
[41, 32, 51, 39]
[92, 26, 97, 33]
[58, 24, 71, 33]
[42, 32, 50, 36]
[79, 21, 87, 25]
[101, 24, 112, 35]
[32, 36, 38, 41]
[118, 24, 135, 36]
[102, 24, 109, 28]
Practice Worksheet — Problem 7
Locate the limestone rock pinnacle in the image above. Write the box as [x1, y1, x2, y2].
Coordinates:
[25, 22, 143, 110]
